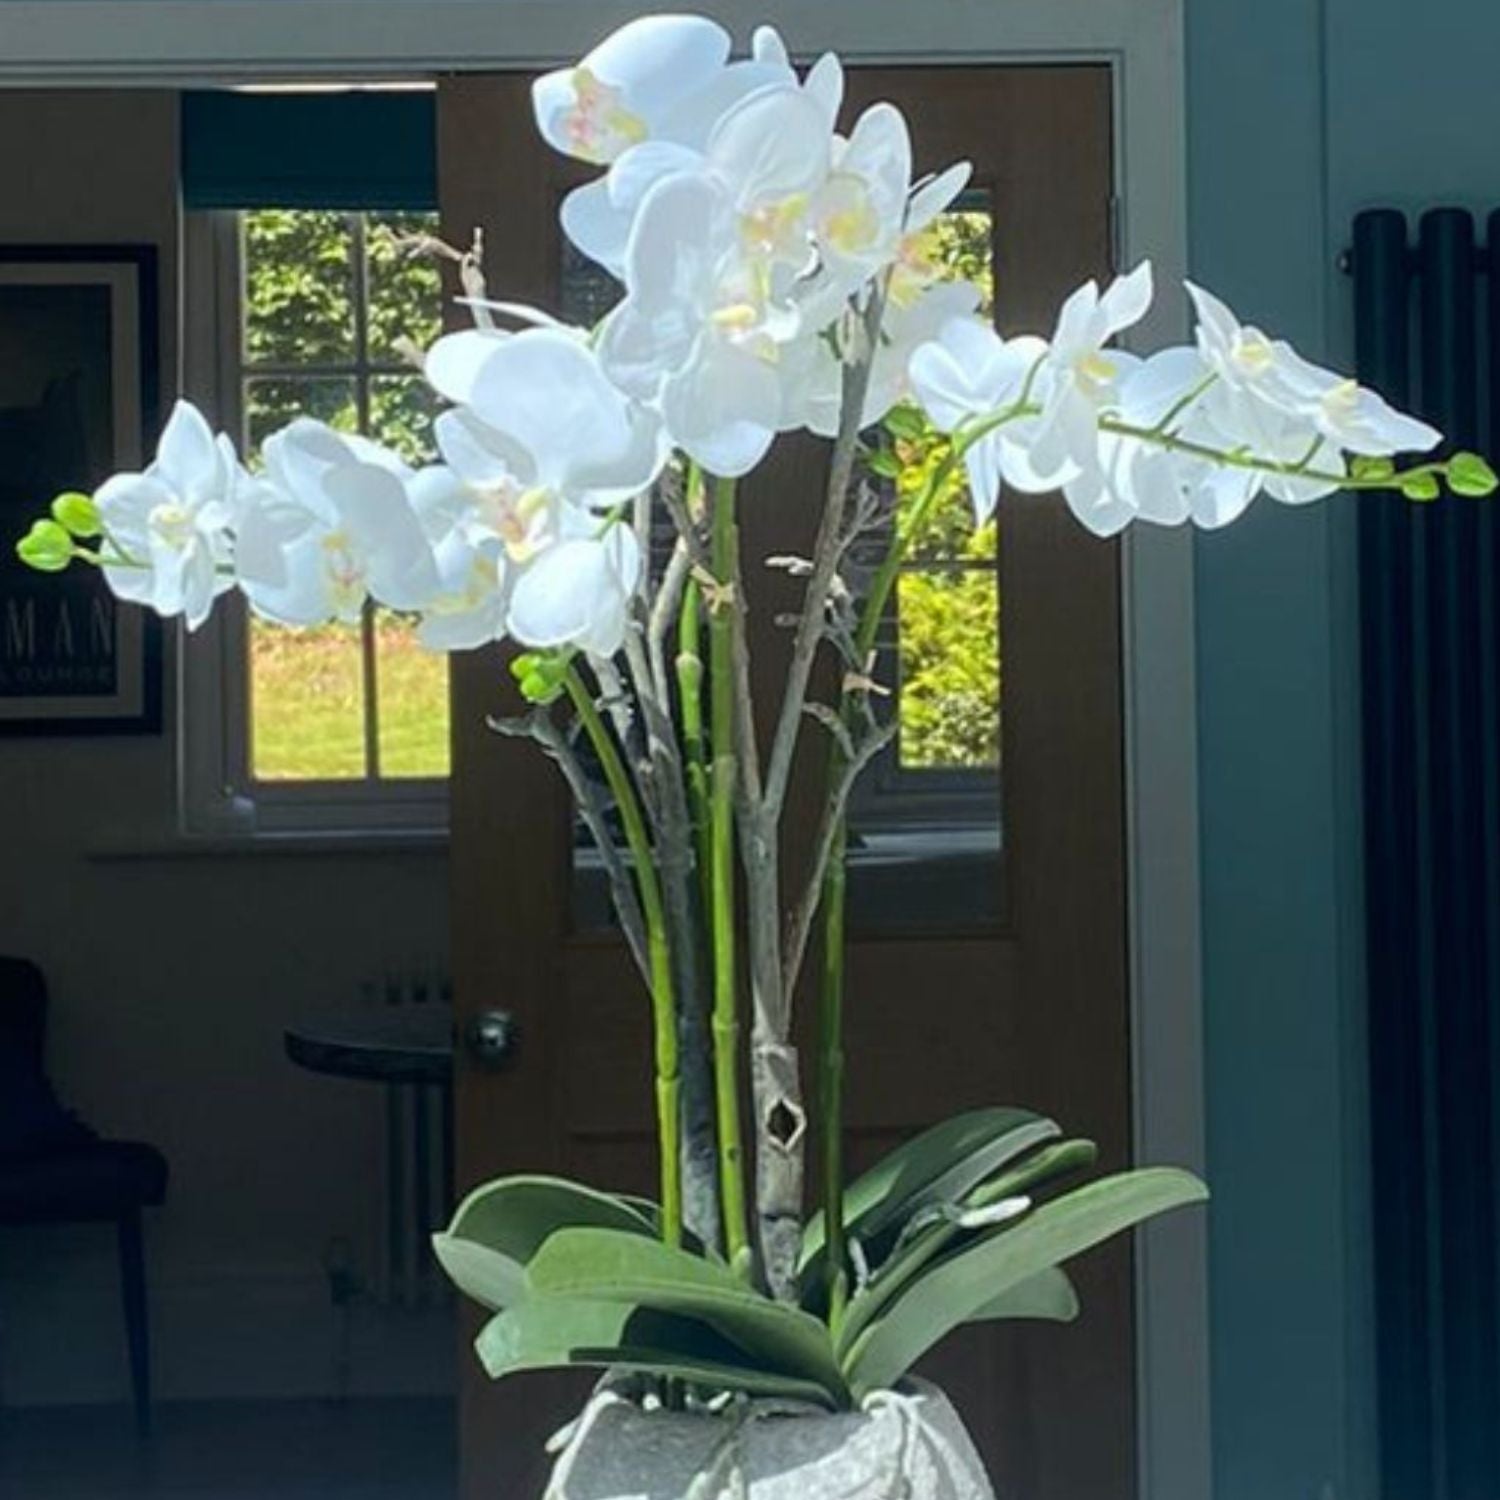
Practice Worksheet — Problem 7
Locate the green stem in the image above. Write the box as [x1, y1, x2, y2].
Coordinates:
[564, 664, 682, 1249]
[1097, 414, 1451, 491]
[814, 426, 991, 1321]
[708, 476, 752, 1277]
[820, 821, 849, 1331]
[678, 577, 714, 924]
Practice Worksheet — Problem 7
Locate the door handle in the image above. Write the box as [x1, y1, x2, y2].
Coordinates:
[465, 1008, 518, 1067]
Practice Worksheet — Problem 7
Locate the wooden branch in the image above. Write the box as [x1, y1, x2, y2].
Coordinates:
[760, 288, 885, 819]
[782, 714, 896, 998]
[648, 539, 692, 705]
[489, 709, 650, 981]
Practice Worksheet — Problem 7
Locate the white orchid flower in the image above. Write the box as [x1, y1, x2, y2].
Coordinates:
[507, 518, 643, 658]
[238, 421, 438, 626]
[557, 27, 840, 278]
[595, 85, 834, 474]
[600, 172, 786, 476]
[408, 455, 641, 658]
[907, 317, 1061, 522]
[1185, 281, 1439, 460]
[783, 278, 980, 439]
[401, 463, 510, 652]
[1068, 347, 1253, 536]
[532, 15, 735, 165]
[1024, 261, 1155, 487]
[886, 162, 974, 310]
[96, 400, 240, 630]
[428, 326, 667, 505]
[788, 103, 915, 332]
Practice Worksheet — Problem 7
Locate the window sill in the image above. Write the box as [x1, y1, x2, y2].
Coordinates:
[88, 827, 449, 862]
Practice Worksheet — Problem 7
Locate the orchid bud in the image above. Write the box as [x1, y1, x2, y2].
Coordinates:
[16, 518, 75, 573]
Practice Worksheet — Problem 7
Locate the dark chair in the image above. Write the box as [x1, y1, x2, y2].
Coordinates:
[0, 956, 168, 1434]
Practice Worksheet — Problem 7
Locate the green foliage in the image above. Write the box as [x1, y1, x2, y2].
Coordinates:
[897, 568, 1000, 770]
[880, 202, 1002, 773]
[800, 1107, 1059, 1291]
[831, 1137, 1099, 1356]
[526, 1226, 850, 1402]
[433, 1176, 657, 1312]
[242, 209, 442, 466]
[436, 1119, 1204, 1409]
[840, 1168, 1207, 1397]
[16, 518, 74, 572]
[476, 1297, 838, 1404]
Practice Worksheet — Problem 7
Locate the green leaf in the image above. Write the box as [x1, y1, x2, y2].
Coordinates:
[1447, 450, 1499, 498]
[867, 446, 902, 479]
[883, 403, 928, 441]
[432, 1175, 654, 1311]
[800, 1107, 1060, 1286]
[971, 1266, 1079, 1323]
[475, 1296, 839, 1405]
[835, 1137, 1098, 1354]
[50, 491, 102, 538]
[1402, 471, 1441, 502]
[15, 518, 74, 573]
[527, 1226, 848, 1403]
[843, 1167, 1207, 1397]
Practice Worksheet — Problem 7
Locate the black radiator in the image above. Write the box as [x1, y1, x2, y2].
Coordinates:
[1353, 207, 1500, 1500]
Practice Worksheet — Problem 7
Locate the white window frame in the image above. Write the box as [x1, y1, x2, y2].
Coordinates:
[180, 208, 449, 835]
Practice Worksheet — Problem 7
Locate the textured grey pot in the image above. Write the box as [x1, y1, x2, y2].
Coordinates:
[543, 1380, 995, 1499]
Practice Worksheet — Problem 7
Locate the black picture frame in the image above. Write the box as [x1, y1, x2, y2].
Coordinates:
[0, 244, 162, 736]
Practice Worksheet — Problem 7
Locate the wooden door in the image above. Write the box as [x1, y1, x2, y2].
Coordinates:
[441, 65, 1126, 1500]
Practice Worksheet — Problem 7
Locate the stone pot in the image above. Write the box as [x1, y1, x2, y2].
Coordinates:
[543, 1379, 995, 1500]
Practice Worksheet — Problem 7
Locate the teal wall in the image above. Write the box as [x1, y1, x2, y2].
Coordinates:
[1190, 3, 1500, 1497]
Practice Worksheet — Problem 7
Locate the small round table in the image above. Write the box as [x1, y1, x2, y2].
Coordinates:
[284, 1005, 454, 1304]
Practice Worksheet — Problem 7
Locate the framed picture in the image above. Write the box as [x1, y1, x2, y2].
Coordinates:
[0, 245, 162, 735]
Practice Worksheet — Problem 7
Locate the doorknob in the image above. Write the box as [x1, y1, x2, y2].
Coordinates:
[465, 1008, 518, 1067]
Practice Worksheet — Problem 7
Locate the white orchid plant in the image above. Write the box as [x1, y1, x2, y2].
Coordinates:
[18, 14, 1495, 1413]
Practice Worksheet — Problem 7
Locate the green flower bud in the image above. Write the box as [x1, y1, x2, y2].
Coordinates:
[1447, 451, 1499, 498]
[50, 490, 103, 538]
[15, 519, 75, 573]
[1401, 471, 1441, 503]
[511, 649, 568, 705]
[1350, 455, 1396, 484]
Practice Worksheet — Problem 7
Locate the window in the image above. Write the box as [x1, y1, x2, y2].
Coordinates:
[856, 193, 1001, 830]
[183, 207, 450, 834]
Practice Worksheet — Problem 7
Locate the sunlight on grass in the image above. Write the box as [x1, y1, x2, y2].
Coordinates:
[376, 614, 451, 778]
[250, 615, 449, 781]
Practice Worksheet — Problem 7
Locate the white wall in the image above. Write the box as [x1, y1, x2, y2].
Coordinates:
[0, 91, 453, 1406]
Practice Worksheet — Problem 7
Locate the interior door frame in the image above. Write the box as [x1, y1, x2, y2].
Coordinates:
[0, 5, 1207, 1497]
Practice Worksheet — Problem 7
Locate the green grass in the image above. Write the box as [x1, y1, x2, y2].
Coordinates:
[250, 615, 450, 782]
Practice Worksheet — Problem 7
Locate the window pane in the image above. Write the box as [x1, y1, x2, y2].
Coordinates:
[897, 440, 998, 565]
[250, 619, 368, 781]
[366, 211, 443, 365]
[374, 610, 451, 778]
[895, 567, 1000, 771]
[243, 210, 356, 365]
[244, 375, 357, 459]
[370, 374, 441, 466]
